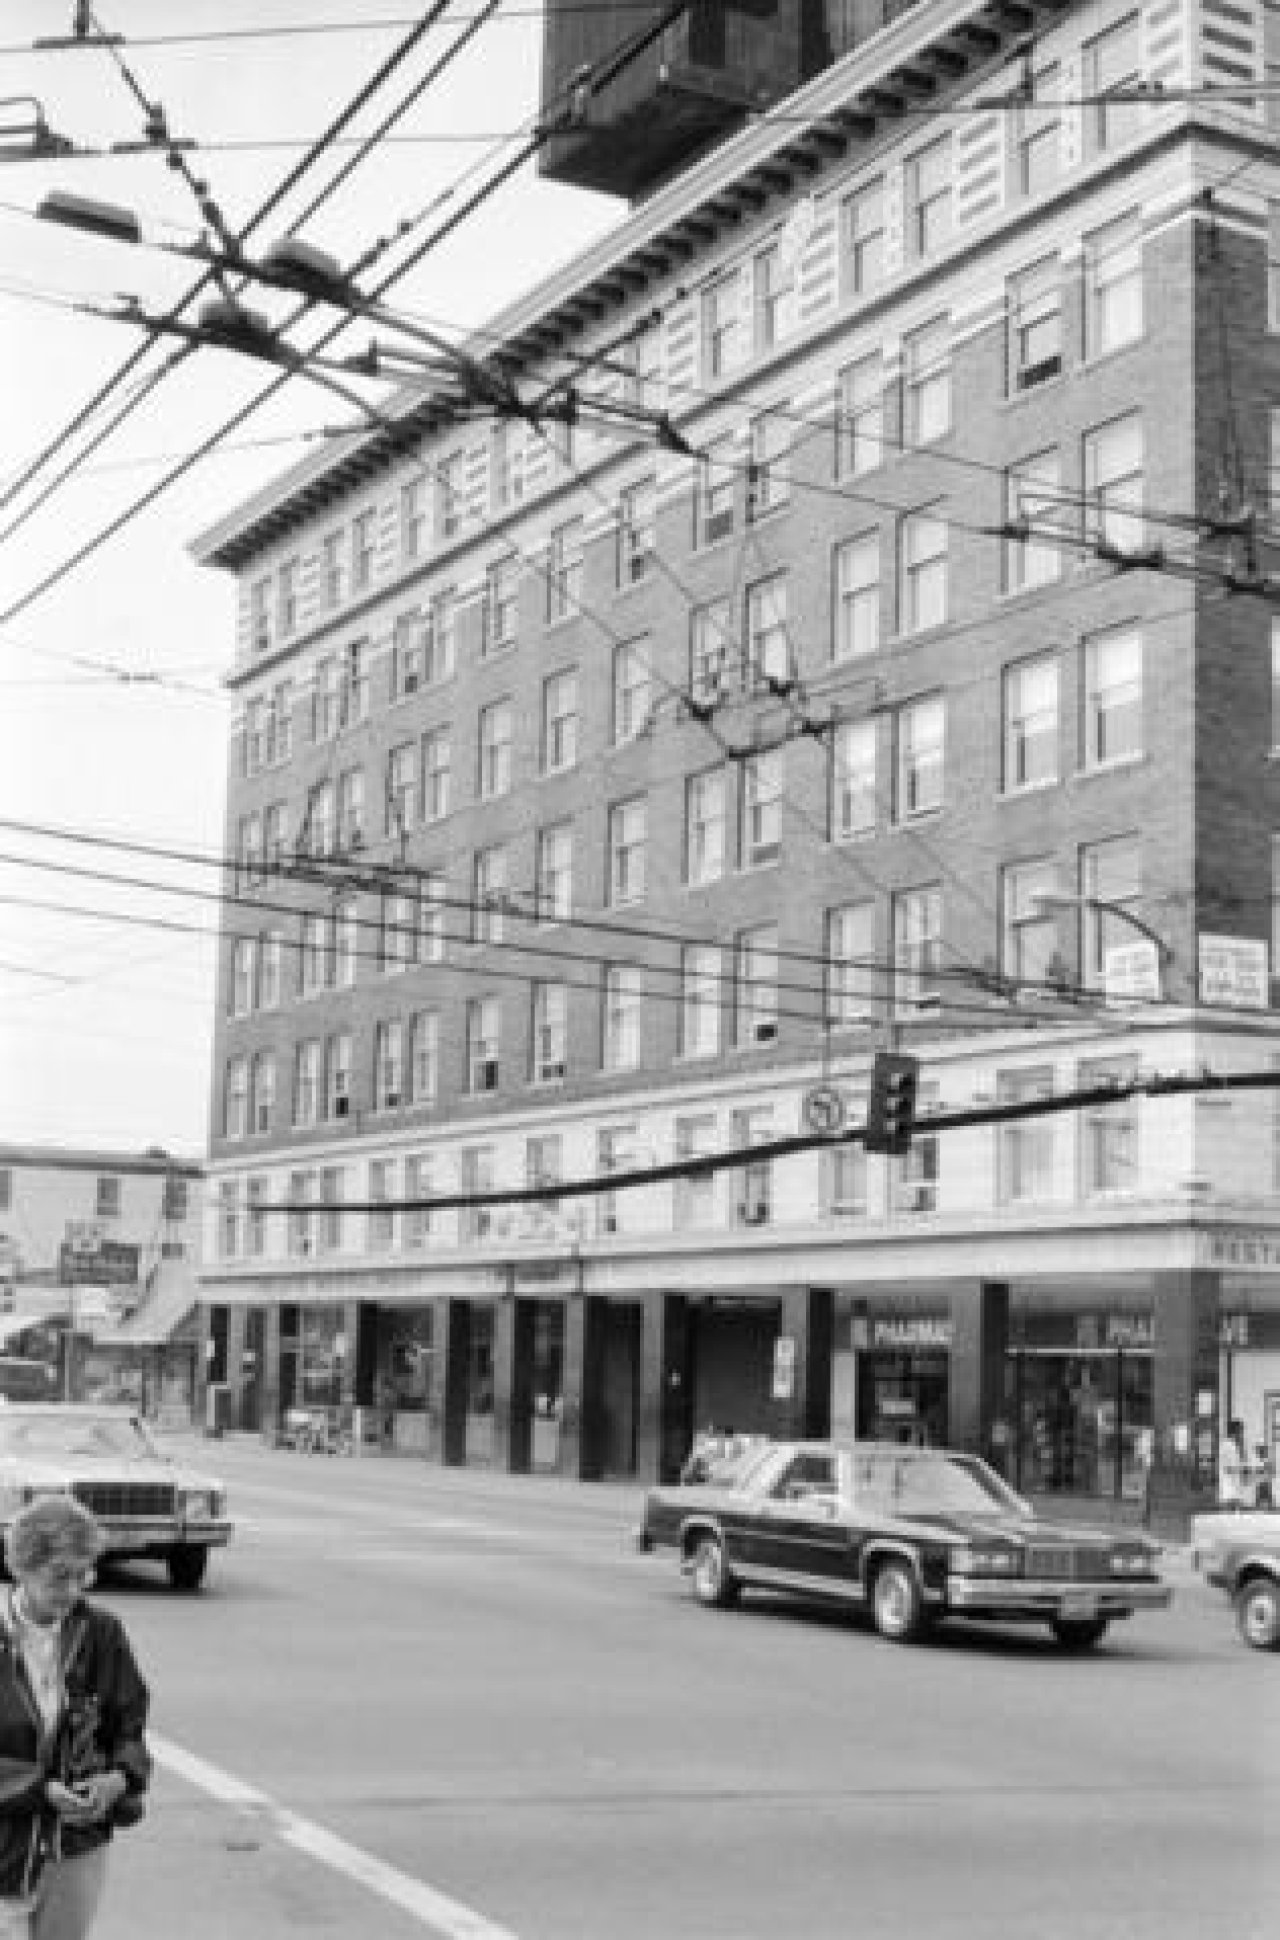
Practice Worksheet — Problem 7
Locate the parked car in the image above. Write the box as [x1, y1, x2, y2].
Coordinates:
[1191, 1506, 1280, 1649]
[637, 1439, 1172, 1650]
[0, 1405, 232, 1592]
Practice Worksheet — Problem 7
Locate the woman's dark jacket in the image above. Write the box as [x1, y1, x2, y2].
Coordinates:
[0, 1594, 150, 1898]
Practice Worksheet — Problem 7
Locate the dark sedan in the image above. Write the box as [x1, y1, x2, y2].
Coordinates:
[637, 1439, 1171, 1650]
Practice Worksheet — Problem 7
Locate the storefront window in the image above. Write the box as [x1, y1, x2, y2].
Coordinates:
[531, 1303, 564, 1474]
[298, 1308, 344, 1412]
[1008, 1350, 1151, 1502]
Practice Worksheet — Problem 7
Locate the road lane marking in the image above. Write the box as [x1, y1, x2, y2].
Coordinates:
[151, 1734, 520, 1940]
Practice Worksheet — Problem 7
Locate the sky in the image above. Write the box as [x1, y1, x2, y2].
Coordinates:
[0, 0, 622, 1158]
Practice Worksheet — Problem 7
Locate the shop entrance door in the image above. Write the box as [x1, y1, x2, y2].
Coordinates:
[690, 1302, 777, 1438]
[857, 1351, 948, 1445]
[598, 1303, 640, 1477]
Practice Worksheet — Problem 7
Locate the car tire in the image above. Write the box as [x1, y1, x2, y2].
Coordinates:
[871, 1558, 927, 1643]
[167, 1545, 210, 1593]
[690, 1534, 739, 1609]
[1234, 1576, 1280, 1650]
[1050, 1617, 1109, 1652]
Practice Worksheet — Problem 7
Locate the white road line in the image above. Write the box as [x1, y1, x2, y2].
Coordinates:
[150, 1734, 521, 1940]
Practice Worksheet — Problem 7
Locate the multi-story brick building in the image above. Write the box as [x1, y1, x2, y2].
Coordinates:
[195, 0, 1280, 1519]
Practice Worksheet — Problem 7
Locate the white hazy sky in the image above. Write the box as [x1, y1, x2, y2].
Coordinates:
[0, 0, 621, 1157]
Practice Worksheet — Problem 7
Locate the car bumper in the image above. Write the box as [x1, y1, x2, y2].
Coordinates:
[945, 1577, 1172, 1619]
[95, 1520, 234, 1556]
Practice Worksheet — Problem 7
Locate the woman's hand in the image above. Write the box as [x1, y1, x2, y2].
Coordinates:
[46, 1772, 128, 1823]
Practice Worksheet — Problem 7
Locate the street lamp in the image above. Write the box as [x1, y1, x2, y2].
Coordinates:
[1029, 890, 1174, 1001]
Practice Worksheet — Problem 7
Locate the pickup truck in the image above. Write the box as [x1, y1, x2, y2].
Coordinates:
[1190, 1507, 1280, 1649]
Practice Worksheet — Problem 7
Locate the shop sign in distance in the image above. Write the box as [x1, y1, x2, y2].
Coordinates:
[802, 1084, 846, 1136]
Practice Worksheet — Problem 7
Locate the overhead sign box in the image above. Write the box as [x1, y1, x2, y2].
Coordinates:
[1104, 940, 1161, 1005]
[1198, 934, 1268, 1010]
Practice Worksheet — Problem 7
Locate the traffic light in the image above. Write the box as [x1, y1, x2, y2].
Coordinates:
[865, 1051, 920, 1155]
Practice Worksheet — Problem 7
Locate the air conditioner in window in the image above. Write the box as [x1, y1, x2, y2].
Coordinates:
[479, 1059, 499, 1091]
[740, 1203, 770, 1227]
[402, 668, 420, 695]
[348, 829, 364, 850]
[704, 510, 733, 545]
[383, 1091, 401, 1110]
[1017, 353, 1062, 390]
[540, 1061, 565, 1081]
[753, 1020, 778, 1044]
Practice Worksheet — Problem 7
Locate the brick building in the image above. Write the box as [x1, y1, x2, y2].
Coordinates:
[195, 0, 1280, 1518]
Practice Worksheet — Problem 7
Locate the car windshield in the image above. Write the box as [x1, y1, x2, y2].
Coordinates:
[853, 1451, 1026, 1516]
[0, 1414, 159, 1462]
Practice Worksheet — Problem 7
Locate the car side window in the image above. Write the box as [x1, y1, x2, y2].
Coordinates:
[771, 1454, 837, 1502]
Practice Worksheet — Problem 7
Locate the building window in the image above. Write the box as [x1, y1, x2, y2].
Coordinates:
[823, 1142, 868, 1219]
[318, 1167, 345, 1254]
[420, 872, 446, 963]
[249, 578, 271, 656]
[596, 1126, 635, 1238]
[484, 553, 518, 654]
[218, 1182, 239, 1261]
[1007, 257, 1062, 392]
[386, 742, 417, 839]
[260, 931, 283, 1009]
[696, 437, 735, 547]
[1083, 624, 1143, 768]
[734, 925, 778, 1047]
[263, 805, 287, 872]
[224, 1058, 249, 1140]
[403, 1152, 437, 1249]
[703, 268, 744, 379]
[754, 239, 797, 349]
[267, 680, 293, 765]
[1272, 835, 1280, 969]
[343, 641, 369, 726]
[321, 531, 344, 609]
[425, 591, 456, 685]
[628, 319, 662, 408]
[466, 997, 501, 1094]
[1270, 204, 1280, 331]
[0, 1170, 10, 1215]
[294, 1040, 321, 1127]
[834, 532, 879, 661]
[1001, 858, 1058, 989]
[690, 600, 730, 705]
[607, 797, 647, 907]
[368, 1159, 396, 1252]
[535, 824, 573, 926]
[837, 353, 884, 477]
[896, 695, 944, 819]
[617, 478, 655, 585]
[1084, 213, 1143, 358]
[333, 899, 358, 990]
[747, 408, 790, 520]
[245, 1177, 266, 1258]
[300, 911, 328, 997]
[541, 669, 578, 774]
[244, 698, 268, 779]
[674, 1116, 717, 1230]
[1083, 414, 1144, 555]
[351, 509, 377, 594]
[1084, 14, 1142, 155]
[832, 719, 876, 840]
[409, 1010, 439, 1105]
[730, 1108, 773, 1228]
[491, 421, 525, 512]
[899, 509, 948, 634]
[381, 891, 416, 974]
[277, 557, 299, 639]
[472, 847, 507, 945]
[1015, 62, 1059, 196]
[1003, 654, 1059, 792]
[603, 965, 643, 1072]
[337, 768, 364, 850]
[373, 1021, 404, 1112]
[547, 520, 583, 623]
[251, 1052, 275, 1135]
[679, 944, 721, 1057]
[312, 656, 339, 742]
[459, 1146, 495, 1244]
[237, 813, 263, 888]
[531, 982, 568, 1082]
[477, 700, 513, 801]
[826, 900, 875, 1029]
[392, 610, 425, 699]
[894, 1105, 940, 1215]
[436, 450, 463, 540]
[1272, 620, 1280, 751]
[1079, 1056, 1139, 1195]
[422, 727, 451, 824]
[400, 479, 426, 562]
[231, 937, 256, 1017]
[684, 768, 726, 885]
[525, 1136, 563, 1222]
[1004, 450, 1062, 591]
[741, 749, 783, 867]
[287, 1171, 316, 1258]
[903, 317, 951, 446]
[892, 885, 942, 1016]
[612, 641, 651, 746]
[745, 572, 789, 689]
[843, 177, 884, 297]
[907, 135, 952, 259]
[325, 1033, 352, 1122]
[1080, 836, 1142, 988]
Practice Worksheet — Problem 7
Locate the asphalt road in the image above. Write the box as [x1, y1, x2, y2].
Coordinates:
[87, 1434, 1277, 1940]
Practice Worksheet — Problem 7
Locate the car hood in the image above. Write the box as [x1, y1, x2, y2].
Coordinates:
[1190, 1508, 1280, 1551]
[0, 1455, 222, 1491]
[888, 1510, 1150, 1551]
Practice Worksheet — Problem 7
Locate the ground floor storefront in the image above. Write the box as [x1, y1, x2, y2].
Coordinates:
[199, 1220, 1280, 1531]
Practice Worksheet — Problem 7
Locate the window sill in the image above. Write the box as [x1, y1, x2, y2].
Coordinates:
[1074, 751, 1147, 783]
[998, 777, 1059, 802]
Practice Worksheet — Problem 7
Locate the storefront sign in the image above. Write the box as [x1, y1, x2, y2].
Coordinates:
[1103, 940, 1161, 1005]
[869, 1316, 953, 1351]
[58, 1240, 139, 1287]
[1198, 934, 1269, 1010]
[1201, 1231, 1280, 1271]
[771, 1335, 796, 1400]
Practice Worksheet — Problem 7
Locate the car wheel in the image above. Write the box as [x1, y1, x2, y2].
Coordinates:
[167, 1545, 210, 1593]
[1235, 1576, 1280, 1650]
[1050, 1617, 1109, 1652]
[871, 1559, 926, 1642]
[690, 1534, 739, 1609]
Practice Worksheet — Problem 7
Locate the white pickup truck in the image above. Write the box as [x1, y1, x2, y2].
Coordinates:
[1191, 1507, 1280, 1649]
